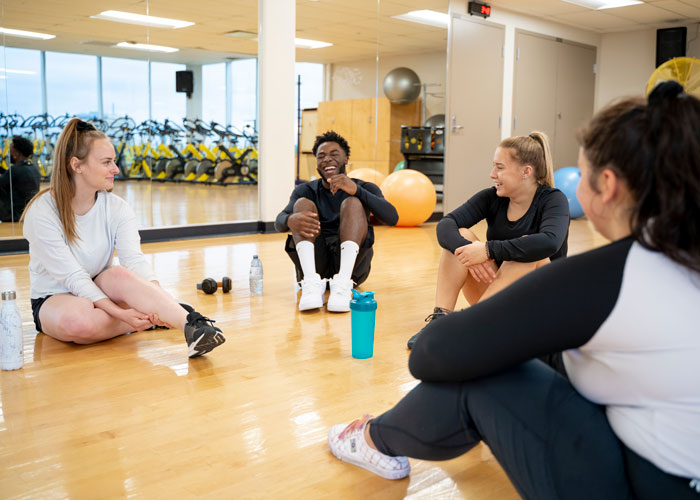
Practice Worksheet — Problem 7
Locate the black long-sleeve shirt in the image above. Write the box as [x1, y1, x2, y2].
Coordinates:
[408, 237, 700, 481]
[436, 185, 570, 263]
[274, 179, 398, 243]
[0, 161, 41, 222]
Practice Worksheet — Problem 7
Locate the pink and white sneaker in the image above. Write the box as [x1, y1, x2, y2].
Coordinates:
[328, 420, 410, 480]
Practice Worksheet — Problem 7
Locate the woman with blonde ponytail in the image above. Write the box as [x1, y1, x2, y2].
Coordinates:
[22, 118, 225, 358]
[407, 131, 569, 348]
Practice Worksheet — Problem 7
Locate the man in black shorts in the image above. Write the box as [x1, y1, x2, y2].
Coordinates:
[275, 130, 398, 312]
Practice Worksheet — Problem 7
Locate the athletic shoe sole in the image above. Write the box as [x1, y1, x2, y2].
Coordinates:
[299, 293, 325, 311]
[188, 330, 226, 358]
[326, 300, 350, 313]
[328, 425, 410, 480]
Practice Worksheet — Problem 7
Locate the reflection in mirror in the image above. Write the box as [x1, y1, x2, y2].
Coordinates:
[295, 1, 380, 185]
[0, 12, 47, 238]
[295, 0, 447, 220]
[0, 0, 265, 238]
[377, 2, 448, 212]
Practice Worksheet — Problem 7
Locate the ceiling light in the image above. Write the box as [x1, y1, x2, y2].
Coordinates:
[92, 10, 194, 29]
[392, 10, 449, 29]
[294, 37, 332, 49]
[0, 27, 55, 40]
[115, 42, 179, 53]
[562, 0, 643, 9]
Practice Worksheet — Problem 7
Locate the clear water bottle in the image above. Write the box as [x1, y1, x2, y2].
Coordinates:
[249, 255, 263, 295]
[1, 290, 24, 370]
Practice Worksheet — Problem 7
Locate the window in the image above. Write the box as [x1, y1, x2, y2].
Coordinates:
[230, 59, 257, 134]
[150, 62, 186, 123]
[46, 52, 99, 117]
[0, 47, 42, 116]
[102, 57, 149, 123]
[295, 62, 324, 111]
[202, 63, 226, 125]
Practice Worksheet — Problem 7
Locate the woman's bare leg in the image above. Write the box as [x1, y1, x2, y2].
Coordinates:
[479, 258, 550, 302]
[94, 266, 189, 330]
[436, 227, 490, 308]
[38, 294, 140, 344]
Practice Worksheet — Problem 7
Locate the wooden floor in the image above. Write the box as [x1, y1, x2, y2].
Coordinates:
[0, 220, 607, 499]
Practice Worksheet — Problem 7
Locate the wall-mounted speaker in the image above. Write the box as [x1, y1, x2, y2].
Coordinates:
[176, 70, 194, 98]
[656, 27, 686, 68]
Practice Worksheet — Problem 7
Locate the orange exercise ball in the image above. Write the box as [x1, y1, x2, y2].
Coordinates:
[348, 167, 387, 186]
[380, 169, 436, 227]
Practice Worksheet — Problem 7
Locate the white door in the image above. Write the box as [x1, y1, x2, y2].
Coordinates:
[445, 15, 505, 213]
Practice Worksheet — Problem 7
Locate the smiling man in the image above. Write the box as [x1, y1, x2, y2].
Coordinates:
[275, 130, 398, 312]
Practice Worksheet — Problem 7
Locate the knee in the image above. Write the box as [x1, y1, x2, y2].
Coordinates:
[98, 265, 136, 283]
[293, 197, 317, 213]
[59, 314, 101, 344]
[340, 196, 364, 217]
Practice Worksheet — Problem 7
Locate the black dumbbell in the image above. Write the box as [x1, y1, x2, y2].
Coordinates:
[196, 277, 232, 294]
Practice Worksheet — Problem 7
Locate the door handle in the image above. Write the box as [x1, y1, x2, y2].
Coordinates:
[451, 114, 463, 134]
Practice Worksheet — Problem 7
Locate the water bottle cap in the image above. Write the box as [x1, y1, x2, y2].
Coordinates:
[350, 289, 377, 311]
[2, 290, 17, 300]
[253, 255, 259, 259]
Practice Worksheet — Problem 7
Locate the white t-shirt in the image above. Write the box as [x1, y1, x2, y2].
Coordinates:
[23, 191, 156, 302]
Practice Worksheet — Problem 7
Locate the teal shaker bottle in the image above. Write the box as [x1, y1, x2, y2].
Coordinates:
[350, 289, 377, 359]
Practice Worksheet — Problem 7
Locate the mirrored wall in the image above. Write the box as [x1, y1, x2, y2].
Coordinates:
[0, 0, 446, 242]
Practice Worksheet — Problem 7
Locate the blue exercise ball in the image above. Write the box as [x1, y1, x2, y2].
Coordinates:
[554, 166, 584, 219]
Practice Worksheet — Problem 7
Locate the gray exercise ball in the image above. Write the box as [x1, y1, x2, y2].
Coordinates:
[383, 67, 421, 104]
[424, 114, 446, 128]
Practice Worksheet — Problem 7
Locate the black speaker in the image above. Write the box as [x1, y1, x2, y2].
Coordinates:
[656, 27, 686, 68]
[175, 70, 194, 97]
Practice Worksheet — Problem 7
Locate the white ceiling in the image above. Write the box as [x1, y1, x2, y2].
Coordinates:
[0, 0, 698, 65]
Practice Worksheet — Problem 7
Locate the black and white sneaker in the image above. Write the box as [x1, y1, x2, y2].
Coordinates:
[184, 311, 225, 358]
[407, 307, 449, 350]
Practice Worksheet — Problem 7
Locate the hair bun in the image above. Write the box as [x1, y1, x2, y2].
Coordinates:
[648, 80, 684, 106]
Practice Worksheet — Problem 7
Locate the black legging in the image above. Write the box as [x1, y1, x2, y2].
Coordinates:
[369, 360, 698, 500]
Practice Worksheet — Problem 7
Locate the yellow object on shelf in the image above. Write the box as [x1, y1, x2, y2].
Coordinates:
[647, 57, 700, 98]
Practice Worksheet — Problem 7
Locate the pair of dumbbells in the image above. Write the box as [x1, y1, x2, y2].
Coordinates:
[196, 276, 232, 294]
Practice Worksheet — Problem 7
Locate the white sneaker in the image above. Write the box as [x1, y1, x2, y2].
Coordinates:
[327, 274, 353, 312]
[298, 274, 326, 311]
[328, 422, 410, 480]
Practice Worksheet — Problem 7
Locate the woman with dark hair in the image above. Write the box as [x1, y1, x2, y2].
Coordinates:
[22, 118, 225, 357]
[0, 136, 40, 222]
[328, 81, 700, 499]
[407, 130, 570, 348]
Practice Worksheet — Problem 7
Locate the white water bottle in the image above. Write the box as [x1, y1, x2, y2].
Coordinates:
[249, 255, 263, 295]
[1, 290, 24, 371]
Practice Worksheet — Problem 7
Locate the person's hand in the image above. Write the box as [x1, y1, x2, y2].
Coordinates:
[338, 414, 373, 439]
[287, 211, 321, 239]
[118, 308, 154, 331]
[147, 313, 169, 328]
[455, 241, 488, 267]
[328, 174, 358, 196]
[467, 260, 498, 284]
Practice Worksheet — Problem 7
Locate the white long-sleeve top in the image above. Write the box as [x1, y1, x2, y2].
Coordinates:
[23, 191, 156, 302]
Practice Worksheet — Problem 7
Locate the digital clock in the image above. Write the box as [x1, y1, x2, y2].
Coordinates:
[468, 1, 491, 18]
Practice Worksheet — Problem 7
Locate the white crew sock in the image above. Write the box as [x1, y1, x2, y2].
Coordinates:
[296, 241, 318, 281]
[337, 241, 360, 281]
